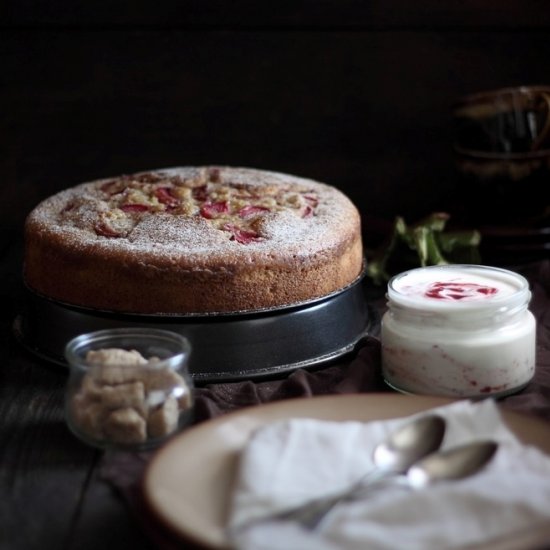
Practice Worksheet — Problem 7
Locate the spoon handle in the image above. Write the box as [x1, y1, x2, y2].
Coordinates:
[233, 468, 396, 533]
[293, 473, 402, 530]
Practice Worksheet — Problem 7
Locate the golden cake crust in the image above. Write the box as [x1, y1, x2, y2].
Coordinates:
[24, 166, 363, 314]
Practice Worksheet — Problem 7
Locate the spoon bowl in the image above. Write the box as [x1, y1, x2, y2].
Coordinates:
[373, 414, 446, 474]
[406, 440, 498, 489]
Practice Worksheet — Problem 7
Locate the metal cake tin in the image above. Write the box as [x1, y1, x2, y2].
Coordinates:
[14, 273, 378, 383]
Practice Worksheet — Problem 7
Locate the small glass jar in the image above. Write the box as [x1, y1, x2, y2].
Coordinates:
[381, 264, 536, 398]
[65, 328, 194, 451]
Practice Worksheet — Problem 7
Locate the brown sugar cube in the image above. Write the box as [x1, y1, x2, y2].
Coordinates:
[147, 396, 179, 439]
[86, 349, 147, 385]
[100, 381, 146, 416]
[80, 373, 103, 401]
[146, 389, 168, 409]
[86, 348, 148, 367]
[175, 384, 193, 410]
[145, 368, 192, 408]
[145, 368, 185, 392]
[103, 407, 147, 444]
[71, 393, 106, 440]
[94, 365, 142, 386]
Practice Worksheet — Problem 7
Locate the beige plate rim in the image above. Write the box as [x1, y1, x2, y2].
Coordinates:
[142, 393, 550, 550]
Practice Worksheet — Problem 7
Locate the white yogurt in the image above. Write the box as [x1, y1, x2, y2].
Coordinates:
[381, 264, 536, 397]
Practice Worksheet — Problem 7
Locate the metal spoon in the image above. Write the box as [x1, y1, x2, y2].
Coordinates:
[371, 414, 447, 477]
[303, 440, 498, 530]
[234, 414, 446, 532]
[405, 440, 498, 489]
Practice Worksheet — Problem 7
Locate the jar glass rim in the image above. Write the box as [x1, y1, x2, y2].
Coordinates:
[64, 327, 191, 371]
[387, 264, 530, 311]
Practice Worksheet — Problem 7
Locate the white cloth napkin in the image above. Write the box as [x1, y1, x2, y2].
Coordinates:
[227, 399, 550, 550]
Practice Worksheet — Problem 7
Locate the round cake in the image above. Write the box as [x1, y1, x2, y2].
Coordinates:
[24, 166, 363, 314]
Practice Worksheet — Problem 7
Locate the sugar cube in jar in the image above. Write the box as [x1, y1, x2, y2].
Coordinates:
[64, 328, 194, 450]
[381, 264, 536, 398]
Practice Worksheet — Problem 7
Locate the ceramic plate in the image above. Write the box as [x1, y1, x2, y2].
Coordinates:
[142, 394, 550, 549]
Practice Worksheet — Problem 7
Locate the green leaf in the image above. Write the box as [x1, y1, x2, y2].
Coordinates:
[366, 213, 482, 285]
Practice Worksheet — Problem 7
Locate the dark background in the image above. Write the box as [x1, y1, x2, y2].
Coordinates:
[1, 5, 550, 549]
[3, 1, 550, 250]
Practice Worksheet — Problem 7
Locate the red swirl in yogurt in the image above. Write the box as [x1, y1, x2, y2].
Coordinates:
[424, 281, 499, 301]
[393, 266, 519, 304]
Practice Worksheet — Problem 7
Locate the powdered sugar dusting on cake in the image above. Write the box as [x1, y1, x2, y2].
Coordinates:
[26, 166, 359, 263]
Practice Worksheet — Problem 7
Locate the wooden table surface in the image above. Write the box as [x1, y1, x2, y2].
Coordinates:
[2, 224, 550, 549]
[1, 237, 158, 549]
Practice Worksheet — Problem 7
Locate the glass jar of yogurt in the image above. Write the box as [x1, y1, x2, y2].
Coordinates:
[381, 264, 536, 398]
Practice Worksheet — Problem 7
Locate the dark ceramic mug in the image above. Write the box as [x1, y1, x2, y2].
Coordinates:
[451, 86, 550, 226]
[453, 85, 550, 155]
